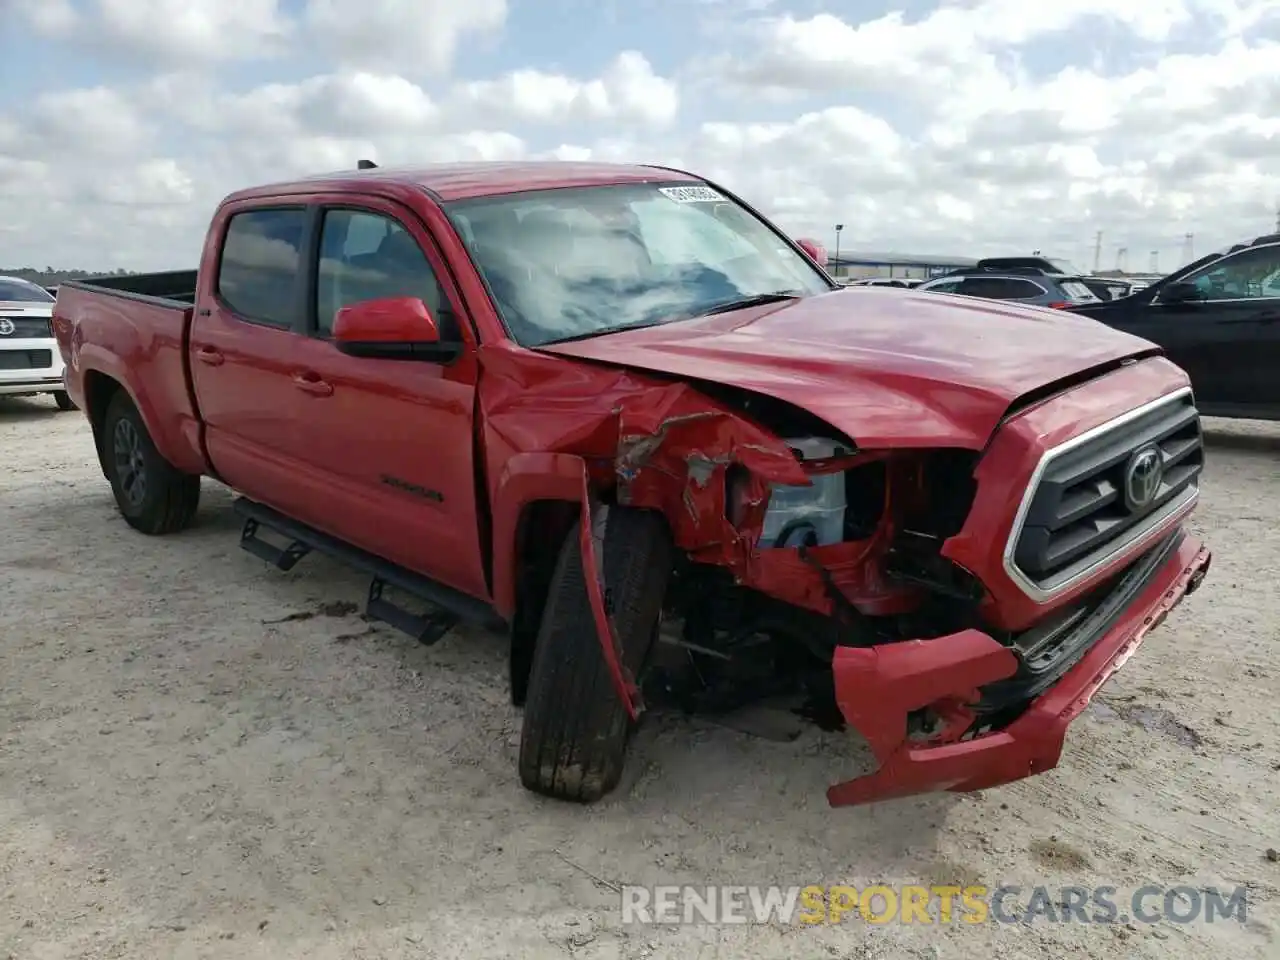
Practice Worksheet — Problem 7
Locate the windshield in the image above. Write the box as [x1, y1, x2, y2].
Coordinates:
[1048, 258, 1082, 275]
[445, 182, 833, 346]
[0, 279, 55, 303]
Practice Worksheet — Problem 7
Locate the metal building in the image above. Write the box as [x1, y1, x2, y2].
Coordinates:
[827, 250, 977, 281]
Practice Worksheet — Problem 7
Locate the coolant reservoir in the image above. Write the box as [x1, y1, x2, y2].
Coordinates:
[758, 437, 849, 548]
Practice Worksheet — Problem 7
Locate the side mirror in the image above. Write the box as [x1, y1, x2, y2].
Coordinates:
[795, 237, 828, 268]
[331, 296, 461, 362]
[1157, 281, 1204, 305]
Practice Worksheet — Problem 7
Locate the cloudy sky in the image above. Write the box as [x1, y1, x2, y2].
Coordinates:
[2, 0, 1278, 273]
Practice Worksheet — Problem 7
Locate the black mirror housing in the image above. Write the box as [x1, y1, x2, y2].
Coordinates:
[1159, 281, 1204, 304]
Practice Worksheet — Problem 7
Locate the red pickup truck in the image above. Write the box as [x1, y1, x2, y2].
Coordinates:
[53, 161, 1212, 807]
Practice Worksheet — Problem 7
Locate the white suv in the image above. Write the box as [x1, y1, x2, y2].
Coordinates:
[0, 276, 73, 410]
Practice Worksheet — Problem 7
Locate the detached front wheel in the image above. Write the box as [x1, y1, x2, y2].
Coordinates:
[518, 507, 672, 803]
[103, 391, 201, 535]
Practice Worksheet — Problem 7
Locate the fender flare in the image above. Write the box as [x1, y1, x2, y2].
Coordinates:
[76, 348, 192, 472]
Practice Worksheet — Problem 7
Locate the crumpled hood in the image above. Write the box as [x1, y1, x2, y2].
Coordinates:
[539, 288, 1161, 448]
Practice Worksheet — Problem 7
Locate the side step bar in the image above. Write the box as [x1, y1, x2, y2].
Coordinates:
[233, 497, 503, 645]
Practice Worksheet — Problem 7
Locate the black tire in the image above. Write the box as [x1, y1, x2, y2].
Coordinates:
[53, 390, 76, 411]
[518, 507, 672, 803]
[102, 390, 201, 535]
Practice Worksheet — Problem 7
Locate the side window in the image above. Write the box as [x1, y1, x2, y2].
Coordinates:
[217, 208, 307, 327]
[959, 277, 1041, 299]
[315, 209, 458, 338]
[1179, 246, 1280, 301]
[922, 279, 961, 293]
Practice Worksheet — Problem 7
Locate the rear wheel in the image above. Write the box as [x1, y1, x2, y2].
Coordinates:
[53, 390, 76, 411]
[518, 507, 672, 803]
[103, 391, 201, 535]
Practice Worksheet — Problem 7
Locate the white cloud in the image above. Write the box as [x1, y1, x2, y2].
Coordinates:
[11, 0, 79, 33]
[304, 0, 507, 74]
[1, 1, 1278, 273]
[18, 0, 293, 62]
[450, 52, 679, 126]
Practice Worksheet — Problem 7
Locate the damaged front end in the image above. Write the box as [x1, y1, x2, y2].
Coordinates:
[481, 345, 1211, 807]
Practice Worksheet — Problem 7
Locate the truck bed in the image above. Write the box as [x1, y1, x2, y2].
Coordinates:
[63, 269, 197, 307]
[54, 271, 207, 476]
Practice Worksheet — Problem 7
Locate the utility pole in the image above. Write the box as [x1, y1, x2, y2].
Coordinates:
[1182, 233, 1194, 263]
[833, 224, 843, 278]
[1093, 231, 1103, 274]
[1150, 250, 1159, 273]
[1274, 201, 1279, 234]
[1116, 246, 1128, 272]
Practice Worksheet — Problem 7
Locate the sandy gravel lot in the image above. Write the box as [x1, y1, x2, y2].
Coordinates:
[2, 395, 1277, 959]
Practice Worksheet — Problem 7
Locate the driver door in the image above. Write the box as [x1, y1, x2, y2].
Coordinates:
[1141, 243, 1280, 411]
[281, 197, 490, 600]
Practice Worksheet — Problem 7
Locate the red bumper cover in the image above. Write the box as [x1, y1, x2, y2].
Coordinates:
[827, 535, 1211, 806]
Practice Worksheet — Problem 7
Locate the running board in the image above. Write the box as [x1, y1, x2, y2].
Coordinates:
[240, 517, 312, 571]
[233, 497, 503, 644]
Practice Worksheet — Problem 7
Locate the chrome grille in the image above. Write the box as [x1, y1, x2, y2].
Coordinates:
[1007, 387, 1202, 596]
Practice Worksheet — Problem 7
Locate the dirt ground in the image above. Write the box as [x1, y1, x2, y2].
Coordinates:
[1, 395, 1277, 960]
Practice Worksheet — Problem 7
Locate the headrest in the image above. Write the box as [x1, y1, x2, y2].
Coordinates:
[376, 229, 423, 267]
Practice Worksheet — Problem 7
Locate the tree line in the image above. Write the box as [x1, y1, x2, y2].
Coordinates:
[1, 267, 138, 287]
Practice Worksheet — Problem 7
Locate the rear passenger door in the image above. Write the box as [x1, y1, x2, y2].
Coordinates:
[281, 199, 490, 600]
[190, 203, 316, 518]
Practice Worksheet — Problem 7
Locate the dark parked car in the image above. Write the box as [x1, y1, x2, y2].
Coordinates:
[970, 257, 1134, 302]
[915, 265, 1102, 309]
[1066, 233, 1280, 420]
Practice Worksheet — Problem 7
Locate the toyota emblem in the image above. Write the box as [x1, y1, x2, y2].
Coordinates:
[0, 318, 14, 336]
[1123, 444, 1164, 512]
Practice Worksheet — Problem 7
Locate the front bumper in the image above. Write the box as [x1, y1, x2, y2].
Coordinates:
[827, 533, 1211, 806]
[0, 338, 64, 396]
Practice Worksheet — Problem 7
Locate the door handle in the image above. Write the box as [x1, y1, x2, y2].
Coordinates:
[195, 346, 224, 366]
[292, 372, 333, 397]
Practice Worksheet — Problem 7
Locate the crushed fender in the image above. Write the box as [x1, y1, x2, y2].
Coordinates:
[576, 483, 643, 720]
[479, 346, 917, 712]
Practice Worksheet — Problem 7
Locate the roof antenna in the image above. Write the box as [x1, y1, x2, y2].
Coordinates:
[357, 159, 378, 170]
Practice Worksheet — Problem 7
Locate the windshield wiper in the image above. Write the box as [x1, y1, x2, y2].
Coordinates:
[539, 318, 674, 346]
[537, 291, 804, 347]
[698, 290, 803, 317]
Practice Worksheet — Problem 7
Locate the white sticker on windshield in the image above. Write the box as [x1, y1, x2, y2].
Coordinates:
[658, 185, 726, 203]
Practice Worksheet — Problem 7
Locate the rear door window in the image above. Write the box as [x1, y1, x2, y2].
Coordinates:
[216, 208, 307, 328]
[921, 279, 962, 293]
[956, 277, 1044, 300]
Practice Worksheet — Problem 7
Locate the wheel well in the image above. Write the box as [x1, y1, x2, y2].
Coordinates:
[83, 371, 124, 479]
[508, 499, 579, 706]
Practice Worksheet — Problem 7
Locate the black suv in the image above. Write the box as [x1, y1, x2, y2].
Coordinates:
[1066, 234, 1280, 420]
[916, 264, 1102, 309]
